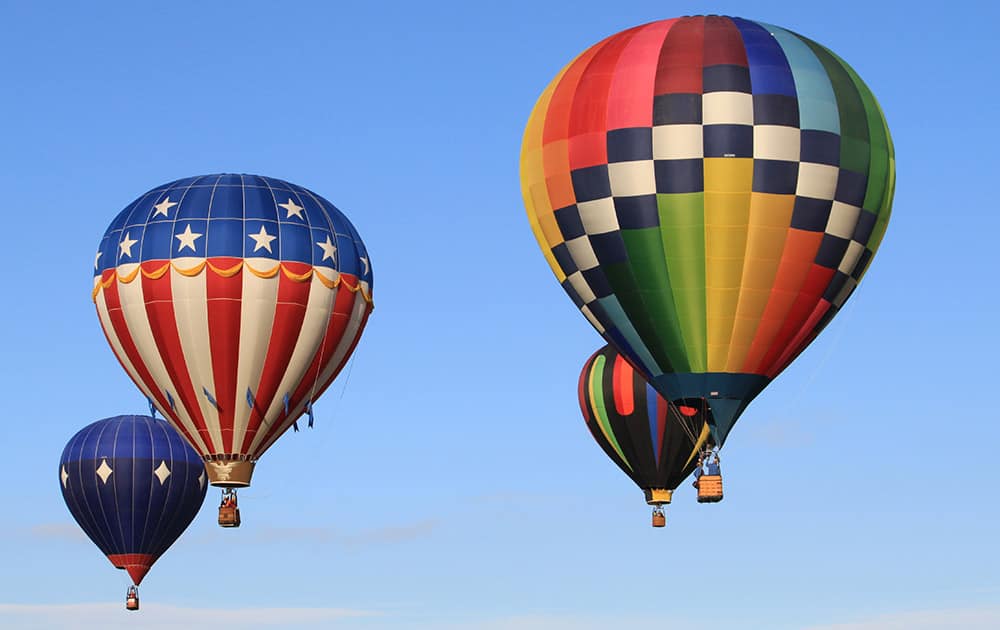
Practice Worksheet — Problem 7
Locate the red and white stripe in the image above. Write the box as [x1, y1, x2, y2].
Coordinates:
[93, 259, 373, 465]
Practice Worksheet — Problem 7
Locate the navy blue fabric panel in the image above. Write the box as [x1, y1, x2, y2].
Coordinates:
[615, 195, 660, 229]
[703, 65, 752, 93]
[206, 219, 245, 258]
[753, 94, 799, 127]
[815, 234, 850, 269]
[582, 267, 614, 298]
[835, 169, 868, 207]
[571, 165, 612, 202]
[853, 209, 878, 244]
[753, 159, 799, 194]
[277, 222, 312, 264]
[177, 185, 213, 220]
[653, 93, 702, 125]
[851, 248, 873, 279]
[208, 183, 246, 219]
[590, 231, 629, 264]
[554, 205, 585, 240]
[59, 416, 207, 567]
[140, 220, 174, 260]
[243, 184, 279, 221]
[823, 270, 850, 302]
[734, 19, 797, 96]
[791, 196, 833, 231]
[655, 159, 704, 193]
[800, 130, 841, 166]
[703, 124, 753, 158]
[332, 228, 361, 277]
[607, 127, 653, 162]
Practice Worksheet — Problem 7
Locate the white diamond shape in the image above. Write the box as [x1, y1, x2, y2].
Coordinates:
[60, 466, 69, 488]
[153, 461, 171, 485]
[198, 470, 205, 490]
[96, 459, 113, 484]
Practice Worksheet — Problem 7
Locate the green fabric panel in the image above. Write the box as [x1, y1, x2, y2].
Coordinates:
[602, 261, 677, 372]
[620, 228, 690, 372]
[839, 57, 893, 215]
[658, 192, 707, 372]
[804, 41, 870, 175]
[819, 46, 895, 257]
[589, 354, 632, 470]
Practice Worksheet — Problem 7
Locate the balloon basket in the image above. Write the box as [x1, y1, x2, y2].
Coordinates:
[696, 475, 723, 503]
[218, 505, 241, 528]
[651, 509, 666, 528]
[125, 587, 139, 611]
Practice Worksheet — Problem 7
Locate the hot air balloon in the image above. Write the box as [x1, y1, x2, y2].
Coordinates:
[580, 345, 711, 526]
[59, 415, 207, 610]
[92, 174, 374, 525]
[522, 15, 894, 446]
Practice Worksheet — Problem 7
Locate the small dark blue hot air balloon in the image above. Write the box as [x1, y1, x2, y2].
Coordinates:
[58, 415, 207, 610]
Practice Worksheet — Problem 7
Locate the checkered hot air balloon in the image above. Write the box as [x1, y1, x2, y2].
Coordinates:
[92, 175, 374, 494]
[59, 415, 207, 609]
[521, 16, 894, 445]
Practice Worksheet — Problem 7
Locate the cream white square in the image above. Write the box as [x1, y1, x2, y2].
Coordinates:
[567, 270, 597, 303]
[825, 201, 861, 239]
[838, 240, 865, 274]
[577, 197, 620, 235]
[652, 124, 703, 159]
[796, 162, 839, 200]
[565, 236, 600, 271]
[753, 125, 800, 162]
[703, 92, 754, 125]
[609, 160, 656, 198]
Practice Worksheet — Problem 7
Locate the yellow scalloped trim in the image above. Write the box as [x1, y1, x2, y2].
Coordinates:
[92, 260, 373, 306]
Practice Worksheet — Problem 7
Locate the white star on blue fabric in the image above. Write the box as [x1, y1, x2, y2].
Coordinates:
[360, 256, 369, 275]
[316, 236, 337, 262]
[119, 232, 138, 258]
[174, 224, 203, 252]
[94, 251, 102, 270]
[153, 197, 178, 217]
[278, 198, 305, 220]
[249, 226, 277, 253]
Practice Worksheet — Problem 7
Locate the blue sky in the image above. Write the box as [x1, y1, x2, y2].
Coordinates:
[1, 1, 998, 628]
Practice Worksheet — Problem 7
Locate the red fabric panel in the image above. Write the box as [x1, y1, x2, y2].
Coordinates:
[141, 264, 213, 452]
[206, 258, 243, 454]
[703, 15, 749, 67]
[567, 27, 637, 169]
[107, 553, 155, 585]
[654, 16, 704, 95]
[612, 353, 634, 416]
[97, 276, 198, 450]
[758, 264, 836, 374]
[606, 20, 676, 129]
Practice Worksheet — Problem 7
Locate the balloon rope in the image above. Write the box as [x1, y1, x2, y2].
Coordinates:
[666, 400, 700, 446]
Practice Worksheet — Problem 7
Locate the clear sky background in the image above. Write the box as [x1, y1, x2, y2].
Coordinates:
[1, 1, 997, 628]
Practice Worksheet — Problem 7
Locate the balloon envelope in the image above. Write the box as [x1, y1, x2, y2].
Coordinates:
[92, 174, 374, 486]
[579, 345, 710, 497]
[522, 16, 894, 443]
[59, 415, 207, 584]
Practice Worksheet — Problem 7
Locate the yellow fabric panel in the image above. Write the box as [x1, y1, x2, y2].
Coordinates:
[703, 158, 752, 371]
[724, 193, 794, 370]
[520, 65, 572, 282]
